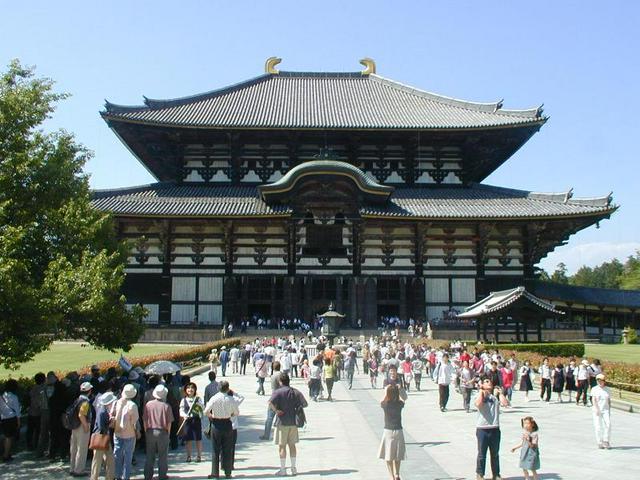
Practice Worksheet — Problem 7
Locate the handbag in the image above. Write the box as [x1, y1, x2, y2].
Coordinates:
[89, 432, 110, 450]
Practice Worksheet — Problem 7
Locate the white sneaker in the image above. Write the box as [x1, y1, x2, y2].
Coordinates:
[291, 467, 297, 476]
[275, 469, 287, 476]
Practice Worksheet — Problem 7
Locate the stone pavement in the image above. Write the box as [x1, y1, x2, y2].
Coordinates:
[4, 367, 640, 479]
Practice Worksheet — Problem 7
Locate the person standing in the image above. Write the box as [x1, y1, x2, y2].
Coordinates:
[111, 384, 140, 480]
[180, 382, 205, 462]
[70, 381, 93, 476]
[552, 363, 565, 403]
[240, 345, 251, 375]
[219, 347, 230, 377]
[474, 375, 509, 480]
[499, 363, 514, 403]
[511, 416, 540, 480]
[143, 385, 174, 480]
[591, 373, 612, 449]
[205, 371, 220, 405]
[378, 384, 406, 480]
[269, 373, 308, 477]
[344, 349, 358, 390]
[564, 359, 577, 402]
[27, 373, 46, 451]
[90, 391, 116, 480]
[433, 354, 454, 412]
[255, 352, 268, 395]
[539, 358, 551, 403]
[209, 349, 220, 375]
[204, 381, 239, 479]
[228, 388, 245, 470]
[0, 379, 21, 462]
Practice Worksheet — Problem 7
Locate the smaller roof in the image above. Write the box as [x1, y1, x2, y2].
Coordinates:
[533, 281, 640, 309]
[258, 160, 394, 205]
[457, 286, 564, 318]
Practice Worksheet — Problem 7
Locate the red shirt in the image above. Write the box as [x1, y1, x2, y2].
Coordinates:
[460, 352, 471, 363]
[500, 367, 514, 388]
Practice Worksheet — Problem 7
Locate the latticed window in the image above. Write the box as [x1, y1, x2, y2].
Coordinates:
[304, 224, 345, 255]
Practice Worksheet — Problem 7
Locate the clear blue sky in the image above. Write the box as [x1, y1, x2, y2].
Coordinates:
[2, 1, 639, 274]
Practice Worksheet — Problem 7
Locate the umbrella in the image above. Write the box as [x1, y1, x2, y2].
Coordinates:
[144, 360, 181, 375]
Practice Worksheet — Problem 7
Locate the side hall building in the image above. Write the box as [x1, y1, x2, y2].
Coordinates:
[93, 58, 617, 329]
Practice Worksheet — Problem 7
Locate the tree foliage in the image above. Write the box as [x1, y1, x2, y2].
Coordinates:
[540, 251, 640, 291]
[0, 60, 144, 369]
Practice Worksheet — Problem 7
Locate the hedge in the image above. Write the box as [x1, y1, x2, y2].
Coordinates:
[492, 343, 585, 358]
[3, 337, 247, 409]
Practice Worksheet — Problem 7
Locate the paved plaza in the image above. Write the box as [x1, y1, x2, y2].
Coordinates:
[4, 368, 639, 480]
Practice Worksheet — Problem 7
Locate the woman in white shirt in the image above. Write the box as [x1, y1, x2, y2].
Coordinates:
[591, 373, 611, 449]
[1, 379, 21, 462]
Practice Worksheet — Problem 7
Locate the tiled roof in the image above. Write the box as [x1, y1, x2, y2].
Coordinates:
[457, 286, 564, 318]
[102, 72, 545, 130]
[91, 183, 614, 219]
[533, 282, 640, 309]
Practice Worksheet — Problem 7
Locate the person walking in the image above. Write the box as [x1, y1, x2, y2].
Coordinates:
[500, 363, 514, 403]
[401, 358, 413, 393]
[204, 381, 239, 479]
[111, 384, 140, 480]
[259, 362, 282, 440]
[90, 391, 116, 480]
[323, 357, 335, 401]
[378, 384, 406, 480]
[308, 358, 322, 401]
[0, 379, 21, 462]
[411, 356, 424, 391]
[474, 375, 509, 480]
[539, 358, 551, 403]
[228, 388, 245, 470]
[240, 347, 251, 376]
[27, 373, 46, 451]
[230, 346, 240, 375]
[519, 361, 534, 402]
[143, 385, 174, 480]
[368, 355, 379, 389]
[459, 360, 475, 413]
[255, 353, 268, 396]
[433, 354, 454, 412]
[511, 416, 540, 480]
[575, 360, 590, 406]
[269, 373, 308, 477]
[344, 349, 358, 390]
[591, 373, 612, 449]
[564, 359, 577, 402]
[69, 381, 93, 476]
[209, 349, 220, 375]
[205, 371, 220, 405]
[219, 347, 230, 377]
[180, 382, 205, 462]
[552, 363, 565, 403]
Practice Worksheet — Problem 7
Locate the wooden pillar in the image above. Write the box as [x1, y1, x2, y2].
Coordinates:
[240, 275, 249, 319]
[537, 319, 543, 342]
[494, 316, 499, 343]
[223, 221, 234, 276]
[304, 276, 313, 322]
[476, 318, 481, 342]
[365, 277, 377, 328]
[598, 308, 604, 339]
[482, 319, 488, 342]
[352, 222, 362, 276]
[399, 277, 407, 320]
[349, 277, 359, 326]
[159, 220, 172, 326]
[523, 321, 528, 343]
[516, 321, 521, 343]
[283, 276, 294, 319]
[336, 277, 344, 314]
[287, 220, 297, 276]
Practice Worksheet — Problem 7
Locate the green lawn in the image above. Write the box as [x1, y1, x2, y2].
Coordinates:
[585, 343, 640, 364]
[0, 341, 192, 380]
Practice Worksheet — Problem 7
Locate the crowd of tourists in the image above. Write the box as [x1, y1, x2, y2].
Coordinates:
[0, 332, 614, 480]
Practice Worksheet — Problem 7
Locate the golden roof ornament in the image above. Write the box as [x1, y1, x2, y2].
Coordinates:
[360, 57, 376, 75]
[265, 57, 282, 74]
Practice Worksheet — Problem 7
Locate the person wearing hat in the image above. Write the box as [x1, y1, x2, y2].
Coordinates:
[111, 384, 140, 480]
[90, 392, 116, 480]
[591, 373, 612, 449]
[209, 348, 220, 375]
[143, 385, 174, 480]
[575, 359, 591, 406]
[69, 381, 93, 476]
[220, 346, 230, 377]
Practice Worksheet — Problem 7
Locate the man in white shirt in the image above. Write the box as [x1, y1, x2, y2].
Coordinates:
[591, 373, 612, 449]
[539, 357, 552, 402]
[229, 346, 240, 374]
[204, 381, 240, 479]
[434, 354, 454, 412]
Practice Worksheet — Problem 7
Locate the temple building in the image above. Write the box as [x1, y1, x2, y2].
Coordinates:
[93, 58, 617, 329]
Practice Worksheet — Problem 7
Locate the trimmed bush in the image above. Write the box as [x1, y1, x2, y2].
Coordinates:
[495, 342, 585, 358]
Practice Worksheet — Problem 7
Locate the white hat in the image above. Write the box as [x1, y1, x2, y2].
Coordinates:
[221, 346, 226, 350]
[100, 392, 117, 406]
[581, 359, 589, 366]
[596, 373, 606, 381]
[80, 381, 93, 392]
[121, 383, 137, 399]
[152, 385, 168, 400]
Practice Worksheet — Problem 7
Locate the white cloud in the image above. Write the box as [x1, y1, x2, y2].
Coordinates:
[538, 242, 640, 275]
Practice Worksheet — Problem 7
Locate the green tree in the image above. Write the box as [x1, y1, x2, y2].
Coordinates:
[620, 251, 640, 290]
[550, 262, 569, 284]
[571, 259, 623, 289]
[0, 60, 144, 369]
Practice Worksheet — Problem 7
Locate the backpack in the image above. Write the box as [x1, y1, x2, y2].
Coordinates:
[62, 398, 82, 430]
